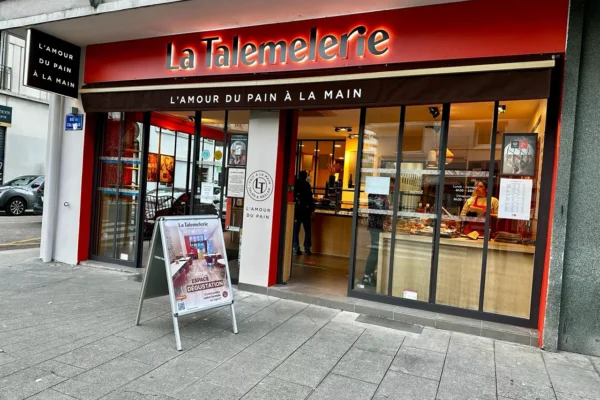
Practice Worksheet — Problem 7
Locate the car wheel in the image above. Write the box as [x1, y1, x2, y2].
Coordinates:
[7, 198, 26, 216]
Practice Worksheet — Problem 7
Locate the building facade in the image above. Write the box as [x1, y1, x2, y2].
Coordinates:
[0, 32, 49, 184]
[1, 0, 598, 357]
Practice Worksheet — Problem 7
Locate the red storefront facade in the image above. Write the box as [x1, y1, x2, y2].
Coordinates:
[73, 0, 569, 343]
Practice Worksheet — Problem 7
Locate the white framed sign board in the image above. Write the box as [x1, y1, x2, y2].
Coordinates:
[135, 215, 238, 350]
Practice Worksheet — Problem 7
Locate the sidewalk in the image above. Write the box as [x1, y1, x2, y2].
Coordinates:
[0, 254, 599, 400]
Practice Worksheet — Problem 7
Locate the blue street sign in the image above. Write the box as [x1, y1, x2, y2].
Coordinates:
[65, 114, 84, 131]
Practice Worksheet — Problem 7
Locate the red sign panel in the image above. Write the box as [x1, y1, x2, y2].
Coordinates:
[84, 0, 568, 84]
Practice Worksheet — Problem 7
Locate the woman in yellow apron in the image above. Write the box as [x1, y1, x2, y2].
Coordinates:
[460, 180, 499, 236]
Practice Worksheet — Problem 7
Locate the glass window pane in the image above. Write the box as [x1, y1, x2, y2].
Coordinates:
[391, 104, 443, 302]
[435, 102, 495, 310]
[353, 107, 399, 294]
[483, 99, 546, 318]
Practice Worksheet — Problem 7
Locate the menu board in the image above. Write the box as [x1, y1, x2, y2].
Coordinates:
[498, 178, 533, 221]
[201, 182, 214, 204]
[227, 168, 246, 198]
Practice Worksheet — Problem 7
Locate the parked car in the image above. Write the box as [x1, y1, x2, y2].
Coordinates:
[33, 181, 44, 215]
[0, 175, 44, 216]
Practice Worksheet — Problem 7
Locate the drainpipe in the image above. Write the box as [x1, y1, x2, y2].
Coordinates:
[40, 94, 64, 262]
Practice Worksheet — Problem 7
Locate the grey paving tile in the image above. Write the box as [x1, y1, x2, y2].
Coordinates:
[53, 378, 117, 400]
[102, 388, 178, 400]
[309, 373, 377, 400]
[175, 381, 245, 400]
[437, 368, 496, 400]
[54, 335, 144, 369]
[124, 339, 184, 367]
[301, 327, 362, 357]
[481, 321, 530, 335]
[444, 343, 495, 377]
[26, 388, 78, 400]
[390, 346, 445, 381]
[242, 377, 312, 400]
[122, 351, 221, 397]
[0, 351, 16, 366]
[497, 372, 556, 400]
[35, 360, 85, 378]
[590, 356, 600, 372]
[546, 361, 600, 400]
[212, 302, 265, 321]
[0, 366, 68, 400]
[332, 348, 393, 384]
[269, 348, 340, 388]
[244, 324, 318, 361]
[74, 356, 152, 387]
[374, 370, 438, 400]
[239, 294, 279, 308]
[495, 342, 546, 373]
[543, 351, 595, 371]
[555, 392, 596, 400]
[403, 328, 451, 354]
[322, 320, 366, 337]
[203, 351, 281, 393]
[182, 334, 245, 362]
[450, 332, 494, 352]
[114, 316, 174, 343]
[353, 327, 406, 356]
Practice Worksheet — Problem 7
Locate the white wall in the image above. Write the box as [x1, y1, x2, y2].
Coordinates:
[238, 111, 280, 287]
[1, 95, 48, 181]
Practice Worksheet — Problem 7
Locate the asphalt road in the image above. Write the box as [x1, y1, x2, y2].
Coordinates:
[0, 211, 42, 250]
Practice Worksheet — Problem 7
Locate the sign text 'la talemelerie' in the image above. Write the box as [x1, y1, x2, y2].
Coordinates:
[166, 26, 390, 70]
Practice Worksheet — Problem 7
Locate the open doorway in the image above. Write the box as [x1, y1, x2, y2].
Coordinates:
[286, 109, 360, 298]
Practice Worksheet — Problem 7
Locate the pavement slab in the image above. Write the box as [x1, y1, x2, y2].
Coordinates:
[0, 253, 599, 400]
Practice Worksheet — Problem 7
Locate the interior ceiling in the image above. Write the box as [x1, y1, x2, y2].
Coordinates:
[16, 0, 469, 45]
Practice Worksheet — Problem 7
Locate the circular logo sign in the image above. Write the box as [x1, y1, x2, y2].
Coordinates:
[246, 170, 274, 202]
[214, 150, 223, 161]
[201, 149, 211, 160]
[222, 291, 229, 298]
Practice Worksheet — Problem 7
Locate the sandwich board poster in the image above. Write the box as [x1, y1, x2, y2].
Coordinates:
[135, 215, 238, 350]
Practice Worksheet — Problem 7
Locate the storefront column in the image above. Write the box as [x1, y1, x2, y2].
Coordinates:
[238, 111, 281, 288]
[40, 94, 64, 262]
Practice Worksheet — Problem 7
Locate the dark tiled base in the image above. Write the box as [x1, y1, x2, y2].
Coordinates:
[238, 285, 538, 347]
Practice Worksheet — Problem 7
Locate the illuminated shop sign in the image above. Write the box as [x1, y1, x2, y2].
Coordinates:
[166, 26, 390, 70]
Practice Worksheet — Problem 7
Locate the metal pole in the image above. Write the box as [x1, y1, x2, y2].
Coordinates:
[40, 94, 65, 262]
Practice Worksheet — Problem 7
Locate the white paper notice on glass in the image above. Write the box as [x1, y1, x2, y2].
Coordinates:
[365, 176, 390, 195]
[498, 178, 533, 220]
[200, 183, 214, 204]
[227, 168, 246, 198]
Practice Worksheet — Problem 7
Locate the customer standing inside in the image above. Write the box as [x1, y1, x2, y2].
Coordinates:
[293, 170, 315, 256]
[363, 180, 392, 286]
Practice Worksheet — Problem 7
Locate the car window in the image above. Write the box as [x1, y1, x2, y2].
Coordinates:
[6, 176, 37, 186]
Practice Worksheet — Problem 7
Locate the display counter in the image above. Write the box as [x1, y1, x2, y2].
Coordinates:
[374, 232, 535, 318]
[297, 211, 352, 257]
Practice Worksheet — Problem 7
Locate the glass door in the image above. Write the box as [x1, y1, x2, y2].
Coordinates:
[92, 112, 144, 264]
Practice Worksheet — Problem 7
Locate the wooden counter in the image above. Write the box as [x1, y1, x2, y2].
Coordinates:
[375, 232, 535, 318]
[297, 212, 352, 258]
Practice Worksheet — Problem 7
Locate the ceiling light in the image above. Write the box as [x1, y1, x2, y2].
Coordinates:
[498, 105, 507, 114]
[334, 144, 341, 148]
[188, 116, 195, 122]
[335, 127, 352, 132]
[348, 134, 358, 139]
[329, 153, 333, 156]
[428, 107, 440, 119]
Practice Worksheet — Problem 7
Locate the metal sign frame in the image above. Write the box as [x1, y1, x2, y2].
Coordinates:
[135, 215, 238, 350]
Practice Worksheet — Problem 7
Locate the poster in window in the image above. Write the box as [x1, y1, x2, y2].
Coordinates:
[160, 155, 175, 183]
[500, 134, 536, 177]
[147, 153, 158, 182]
[228, 135, 248, 167]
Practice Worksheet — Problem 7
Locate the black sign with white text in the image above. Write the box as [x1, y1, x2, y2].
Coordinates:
[24, 29, 81, 98]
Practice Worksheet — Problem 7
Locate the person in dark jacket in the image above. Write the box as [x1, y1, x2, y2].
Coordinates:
[293, 170, 315, 255]
[363, 182, 392, 286]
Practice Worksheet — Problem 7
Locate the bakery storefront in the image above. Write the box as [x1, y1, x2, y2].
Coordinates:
[78, 0, 568, 328]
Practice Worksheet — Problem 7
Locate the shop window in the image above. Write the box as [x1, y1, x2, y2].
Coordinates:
[93, 112, 144, 263]
[482, 99, 546, 318]
[353, 106, 401, 293]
